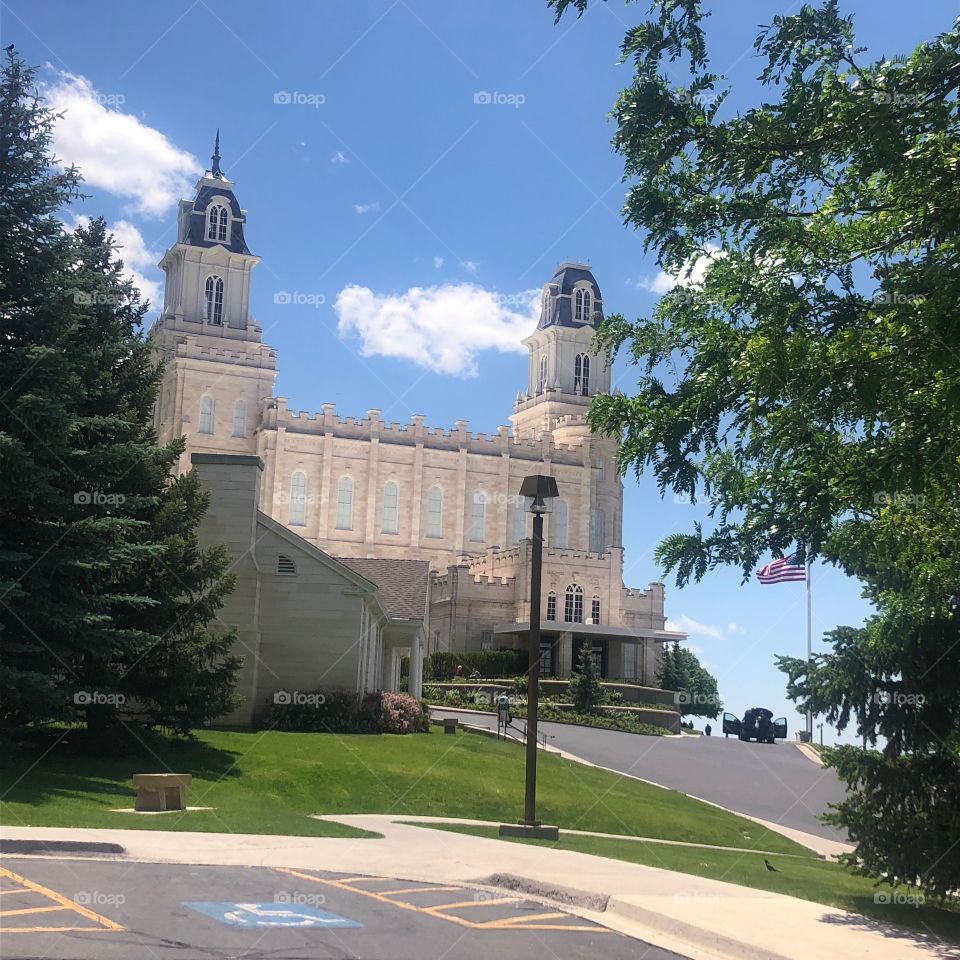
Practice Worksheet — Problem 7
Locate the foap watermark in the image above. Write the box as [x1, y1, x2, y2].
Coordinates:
[873, 691, 926, 707]
[273, 90, 325, 108]
[674, 89, 722, 108]
[273, 690, 326, 707]
[871, 91, 925, 108]
[473, 90, 525, 109]
[74, 890, 125, 907]
[874, 891, 925, 907]
[275, 890, 326, 907]
[274, 290, 325, 308]
[74, 691, 126, 707]
[675, 691, 722, 708]
[74, 491, 126, 507]
[873, 491, 925, 507]
[94, 92, 126, 108]
[73, 290, 126, 307]
[871, 290, 925, 305]
[474, 490, 525, 507]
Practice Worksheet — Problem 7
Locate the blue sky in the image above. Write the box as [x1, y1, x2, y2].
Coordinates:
[4, 0, 954, 743]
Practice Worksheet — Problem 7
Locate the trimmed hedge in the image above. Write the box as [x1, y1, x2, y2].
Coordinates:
[424, 649, 527, 680]
[266, 690, 430, 734]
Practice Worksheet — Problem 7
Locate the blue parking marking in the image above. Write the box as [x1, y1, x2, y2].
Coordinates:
[184, 901, 362, 928]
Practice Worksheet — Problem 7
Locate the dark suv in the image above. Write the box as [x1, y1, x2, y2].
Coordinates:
[722, 707, 787, 743]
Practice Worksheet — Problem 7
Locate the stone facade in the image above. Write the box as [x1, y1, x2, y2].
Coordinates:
[150, 152, 684, 682]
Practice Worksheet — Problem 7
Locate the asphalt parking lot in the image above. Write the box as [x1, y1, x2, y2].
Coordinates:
[0, 856, 688, 960]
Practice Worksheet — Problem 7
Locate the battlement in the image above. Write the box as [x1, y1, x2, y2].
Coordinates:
[432, 566, 516, 603]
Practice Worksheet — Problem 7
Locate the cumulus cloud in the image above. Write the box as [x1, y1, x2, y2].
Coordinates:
[110, 220, 163, 307]
[335, 283, 539, 377]
[433, 256, 444, 270]
[665, 614, 723, 640]
[634, 243, 725, 294]
[45, 72, 200, 217]
[330, 151, 349, 164]
[354, 201, 379, 215]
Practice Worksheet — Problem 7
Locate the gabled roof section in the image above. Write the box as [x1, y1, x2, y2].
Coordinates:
[337, 558, 430, 622]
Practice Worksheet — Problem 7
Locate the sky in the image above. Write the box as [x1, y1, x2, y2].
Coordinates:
[3, 0, 955, 744]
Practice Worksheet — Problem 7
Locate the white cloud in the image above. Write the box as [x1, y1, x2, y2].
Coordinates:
[635, 243, 725, 295]
[331, 151, 349, 164]
[45, 72, 201, 218]
[461, 260, 479, 274]
[110, 220, 163, 308]
[433, 256, 444, 270]
[335, 283, 539, 377]
[665, 614, 723, 640]
[727, 621, 741, 634]
[354, 201, 379, 215]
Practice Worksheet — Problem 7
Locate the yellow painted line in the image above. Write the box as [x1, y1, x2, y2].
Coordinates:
[378, 886, 462, 896]
[0, 925, 108, 934]
[486, 921, 612, 932]
[336, 876, 385, 884]
[0, 866, 123, 932]
[481, 911, 568, 926]
[428, 897, 519, 911]
[0, 905, 70, 918]
[0, 888, 32, 895]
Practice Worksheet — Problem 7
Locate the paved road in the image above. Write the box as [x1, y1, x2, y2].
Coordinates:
[433, 709, 847, 842]
[0, 856, 687, 960]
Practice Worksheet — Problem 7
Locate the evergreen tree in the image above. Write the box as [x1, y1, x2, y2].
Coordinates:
[0, 54, 240, 742]
[657, 643, 721, 719]
[569, 641, 602, 713]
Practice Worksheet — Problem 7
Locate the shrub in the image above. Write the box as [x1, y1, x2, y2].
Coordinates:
[380, 692, 430, 734]
[265, 689, 427, 734]
[425, 649, 527, 680]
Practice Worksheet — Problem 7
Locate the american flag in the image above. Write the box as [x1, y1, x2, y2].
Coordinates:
[756, 554, 807, 584]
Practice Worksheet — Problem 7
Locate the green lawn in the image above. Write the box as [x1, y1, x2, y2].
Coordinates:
[2, 726, 801, 852]
[410, 822, 960, 943]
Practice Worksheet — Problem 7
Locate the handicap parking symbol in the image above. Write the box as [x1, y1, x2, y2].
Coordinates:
[184, 901, 362, 928]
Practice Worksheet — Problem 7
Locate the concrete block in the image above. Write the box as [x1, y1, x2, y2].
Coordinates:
[133, 773, 192, 811]
[499, 823, 560, 841]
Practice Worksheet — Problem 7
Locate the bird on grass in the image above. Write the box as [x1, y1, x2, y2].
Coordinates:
[764, 859, 779, 873]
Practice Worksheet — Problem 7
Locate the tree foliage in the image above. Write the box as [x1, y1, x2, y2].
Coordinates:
[657, 643, 721, 719]
[549, 1, 960, 893]
[569, 641, 603, 713]
[0, 54, 240, 742]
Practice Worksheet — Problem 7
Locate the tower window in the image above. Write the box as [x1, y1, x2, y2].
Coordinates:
[546, 591, 557, 621]
[198, 395, 214, 434]
[232, 398, 246, 437]
[336, 475, 354, 530]
[564, 583, 584, 623]
[426, 485, 443, 538]
[289, 471, 307, 526]
[574, 288, 584, 321]
[381, 480, 399, 534]
[551, 498, 568, 549]
[204, 275, 224, 325]
[207, 204, 228, 243]
[582, 289, 592, 321]
[591, 509, 606, 554]
[574, 353, 590, 396]
[469, 492, 486, 542]
[537, 355, 547, 393]
[591, 596, 601, 624]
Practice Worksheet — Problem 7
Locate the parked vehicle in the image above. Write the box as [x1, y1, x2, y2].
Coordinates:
[722, 707, 787, 743]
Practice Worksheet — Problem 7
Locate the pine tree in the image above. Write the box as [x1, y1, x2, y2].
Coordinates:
[0, 54, 240, 742]
[569, 641, 602, 714]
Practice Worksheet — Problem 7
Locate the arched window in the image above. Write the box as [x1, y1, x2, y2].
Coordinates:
[591, 509, 606, 554]
[546, 591, 557, 621]
[574, 353, 590, 396]
[582, 289, 592, 321]
[232, 398, 246, 437]
[198, 395, 214, 434]
[574, 288, 584, 321]
[537, 355, 547, 393]
[204, 275, 224, 325]
[564, 584, 584, 623]
[591, 596, 601, 624]
[382, 480, 399, 534]
[550, 498, 568, 548]
[335, 475, 354, 530]
[511, 498, 527, 545]
[207, 203, 228, 242]
[469, 491, 486, 542]
[426, 485, 443, 538]
[289, 472, 307, 526]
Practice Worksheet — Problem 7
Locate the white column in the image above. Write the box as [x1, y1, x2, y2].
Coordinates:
[409, 635, 423, 699]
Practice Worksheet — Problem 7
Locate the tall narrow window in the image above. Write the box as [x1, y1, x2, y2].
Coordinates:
[204, 275, 224, 325]
[469, 492, 486, 542]
[381, 480, 399, 534]
[232, 398, 246, 437]
[551, 498, 568, 548]
[574, 353, 590, 396]
[582, 289, 592, 321]
[426, 485, 443, 538]
[510, 499, 526, 545]
[207, 204, 228, 242]
[591, 596, 601, 624]
[574, 288, 584, 320]
[564, 584, 584, 623]
[537, 355, 547, 392]
[546, 591, 557, 621]
[591, 509, 606, 553]
[198, 395, 214, 434]
[289, 472, 307, 526]
[336, 475, 354, 530]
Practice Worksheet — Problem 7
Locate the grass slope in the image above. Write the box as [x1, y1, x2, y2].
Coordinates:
[1, 726, 801, 853]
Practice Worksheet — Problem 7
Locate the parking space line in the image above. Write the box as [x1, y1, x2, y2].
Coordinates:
[378, 886, 462, 895]
[0, 866, 124, 934]
[429, 897, 519, 911]
[483, 911, 568, 926]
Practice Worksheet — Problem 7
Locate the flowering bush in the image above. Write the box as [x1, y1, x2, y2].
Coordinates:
[379, 692, 430, 734]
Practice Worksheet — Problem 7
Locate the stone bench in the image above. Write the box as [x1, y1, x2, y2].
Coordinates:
[133, 773, 192, 812]
[443, 718, 459, 734]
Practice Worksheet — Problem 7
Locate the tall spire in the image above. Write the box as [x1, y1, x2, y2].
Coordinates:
[210, 129, 223, 178]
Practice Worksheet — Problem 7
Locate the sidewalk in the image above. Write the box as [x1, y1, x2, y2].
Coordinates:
[1, 817, 951, 960]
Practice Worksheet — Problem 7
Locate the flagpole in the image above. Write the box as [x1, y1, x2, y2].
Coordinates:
[806, 561, 813, 738]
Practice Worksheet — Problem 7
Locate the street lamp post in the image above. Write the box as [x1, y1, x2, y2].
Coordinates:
[499, 474, 558, 841]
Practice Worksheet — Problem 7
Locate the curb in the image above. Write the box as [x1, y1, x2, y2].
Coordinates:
[794, 742, 824, 766]
[0, 839, 126, 856]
